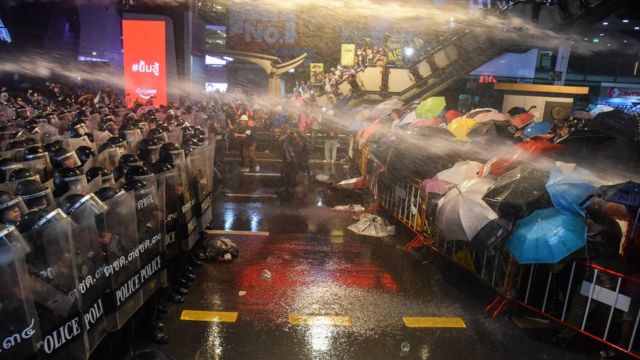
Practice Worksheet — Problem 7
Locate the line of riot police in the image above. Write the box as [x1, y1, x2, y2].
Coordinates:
[0, 103, 215, 360]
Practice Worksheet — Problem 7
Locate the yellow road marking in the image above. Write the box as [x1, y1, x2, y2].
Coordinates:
[205, 230, 270, 236]
[403, 317, 466, 328]
[288, 314, 352, 326]
[181, 310, 238, 323]
[512, 316, 554, 329]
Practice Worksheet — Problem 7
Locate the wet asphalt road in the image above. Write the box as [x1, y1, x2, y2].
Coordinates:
[158, 155, 599, 360]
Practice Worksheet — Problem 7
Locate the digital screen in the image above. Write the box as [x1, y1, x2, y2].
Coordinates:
[0, 18, 11, 43]
[122, 20, 167, 107]
[205, 82, 228, 93]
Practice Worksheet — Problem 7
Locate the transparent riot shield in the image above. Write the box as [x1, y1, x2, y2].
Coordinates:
[64, 137, 96, 152]
[65, 194, 109, 352]
[56, 174, 101, 203]
[166, 130, 182, 145]
[123, 129, 143, 154]
[21, 155, 52, 184]
[23, 209, 89, 359]
[0, 230, 41, 359]
[100, 190, 143, 331]
[155, 169, 180, 261]
[132, 180, 166, 301]
[189, 144, 215, 231]
[38, 123, 61, 146]
[172, 152, 198, 250]
[19, 186, 57, 213]
[92, 131, 112, 150]
[94, 147, 123, 173]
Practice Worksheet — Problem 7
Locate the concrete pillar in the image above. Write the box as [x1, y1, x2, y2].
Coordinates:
[554, 43, 572, 86]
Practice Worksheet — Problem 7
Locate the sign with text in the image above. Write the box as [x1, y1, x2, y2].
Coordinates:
[122, 20, 167, 108]
[310, 63, 324, 85]
[340, 44, 356, 67]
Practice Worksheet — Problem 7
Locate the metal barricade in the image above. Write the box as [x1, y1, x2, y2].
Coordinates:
[511, 261, 640, 358]
[365, 150, 640, 358]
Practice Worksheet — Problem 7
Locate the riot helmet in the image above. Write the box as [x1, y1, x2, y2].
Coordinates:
[52, 147, 82, 169]
[149, 161, 174, 175]
[0, 191, 27, 227]
[14, 179, 54, 211]
[138, 138, 162, 164]
[158, 142, 182, 165]
[94, 186, 119, 202]
[75, 145, 96, 167]
[8, 168, 36, 182]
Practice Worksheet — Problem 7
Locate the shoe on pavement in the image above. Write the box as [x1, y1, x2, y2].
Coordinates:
[241, 167, 250, 172]
[253, 166, 260, 172]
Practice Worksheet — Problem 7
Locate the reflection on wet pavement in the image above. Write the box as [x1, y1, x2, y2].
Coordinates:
[161, 160, 596, 360]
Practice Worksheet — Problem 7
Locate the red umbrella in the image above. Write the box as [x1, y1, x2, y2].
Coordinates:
[511, 112, 535, 129]
[444, 110, 462, 122]
[479, 140, 564, 177]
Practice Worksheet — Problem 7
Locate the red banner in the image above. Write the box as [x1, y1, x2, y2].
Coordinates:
[122, 20, 167, 108]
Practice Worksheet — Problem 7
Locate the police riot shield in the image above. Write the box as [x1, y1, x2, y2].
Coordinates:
[189, 144, 215, 231]
[65, 194, 109, 352]
[22, 155, 52, 184]
[0, 163, 24, 183]
[92, 131, 112, 150]
[123, 129, 143, 154]
[56, 174, 101, 203]
[132, 179, 166, 301]
[100, 190, 143, 331]
[166, 130, 182, 145]
[19, 186, 57, 213]
[172, 152, 198, 251]
[94, 147, 123, 173]
[64, 137, 96, 152]
[155, 169, 180, 261]
[23, 209, 90, 359]
[0, 229, 41, 359]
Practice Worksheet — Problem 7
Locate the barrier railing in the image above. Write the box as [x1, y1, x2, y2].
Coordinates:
[363, 153, 640, 359]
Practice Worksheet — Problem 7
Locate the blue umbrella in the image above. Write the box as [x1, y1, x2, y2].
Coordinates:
[506, 208, 587, 264]
[546, 163, 598, 217]
[524, 121, 551, 138]
[597, 181, 640, 207]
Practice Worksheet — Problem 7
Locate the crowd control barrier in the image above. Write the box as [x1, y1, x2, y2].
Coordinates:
[362, 149, 640, 359]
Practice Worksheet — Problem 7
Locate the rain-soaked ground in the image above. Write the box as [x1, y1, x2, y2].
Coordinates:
[156, 152, 600, 360]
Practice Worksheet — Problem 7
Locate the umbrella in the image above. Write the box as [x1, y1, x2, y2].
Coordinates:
[466, 120, 517, 139]
[571, 110, 592, 120]
[546, 162, 599, 217]
[420, 178, 453, 196]
[478, 140, 564, 178]
[398, 111, 417, 127]
[483, 165, 551, 222]
[435, 160, 482, 185]
[589, 105, 614, 117]
[506, 207, 587, 264]
[596, 181, 640, 208]
[347, 213, 395, 237]
[507, 106, 528, 116]
[446, 117, 477, 141]
[524, 121, 552, 138]
[587, 109, 639, 141]
[410, 117, 443, 128]
[444, 109, 462, 122]
[511, 112, 535, 129]
[465, 108, 511, 122]
[415, 97, 446, 119]
[436, 177, 498, 241]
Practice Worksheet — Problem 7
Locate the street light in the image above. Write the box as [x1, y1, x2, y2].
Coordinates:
[403, 47, 415, 58]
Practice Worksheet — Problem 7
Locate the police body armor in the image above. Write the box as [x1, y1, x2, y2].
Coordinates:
[0, 227, 41, 359]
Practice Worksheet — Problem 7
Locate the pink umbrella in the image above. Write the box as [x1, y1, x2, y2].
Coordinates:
[420, 178, 454, 196]
[410, 117, 443, 128]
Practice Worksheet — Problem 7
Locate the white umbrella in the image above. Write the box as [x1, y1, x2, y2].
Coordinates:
[347, 214, 395, 237]
[398, 110, 417, 127]
[436, 177, 498, 241]
[435, 160, 483, 185]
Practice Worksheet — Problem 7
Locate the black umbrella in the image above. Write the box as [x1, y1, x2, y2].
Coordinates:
[587, 109, 639, 141]
[466, 120, 517, 140]
[482, 165, 551, 222]
[558, 130, 640, 173]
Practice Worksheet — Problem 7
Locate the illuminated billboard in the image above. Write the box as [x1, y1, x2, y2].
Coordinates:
[122, 20, 167, 107]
